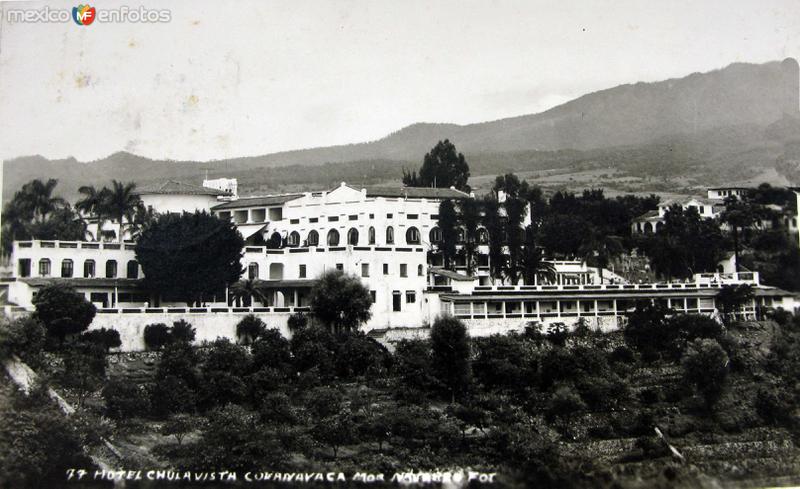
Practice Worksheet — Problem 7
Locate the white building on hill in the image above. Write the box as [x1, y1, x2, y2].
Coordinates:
[2, 181, 797, 351]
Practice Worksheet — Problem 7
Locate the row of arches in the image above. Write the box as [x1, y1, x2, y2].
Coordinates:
[35, 258, 139, 279]
[275, 226, 424, 248]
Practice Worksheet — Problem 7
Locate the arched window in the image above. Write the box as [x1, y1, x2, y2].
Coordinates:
[429, 227, 442, 243]
[38, 258, 51, 277]
[267, 232, 282, 249]
[456, 228, 465, 243]
[126, 260, 139, 279]
[287, 231, 301, 247]
[477, 228, 489, 244]
[368, 226, 376, 245]
[406, 226, 421, 244]
[386, 226, 394, 245]
[347, 228, 359, 245]
[327, 229, 340, 246]
[61, 259, 73, 278]
[307, 230, 319, 247]
[248, 262, 259, 280]
[83, 259, 96, 278]
[105, 260, 117, 278]
[418, 264, 424, 276]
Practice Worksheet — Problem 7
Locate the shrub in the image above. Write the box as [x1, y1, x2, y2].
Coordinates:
[681, 339, 729, 410]
[103, 378, 150, 419]
[199, 339, 250, 410]
[171, 320, 196, 344]
[608, 345, 636, 365]
[144, 323, 171, 350]
[251, 328, 292, 373]
[473, 334, 537, 391]
[235, 315, 267, 345]
[334, 332, 391, 379]
[545, 385, 586, 421]
[430, 316, 471, 400]
[623, 302, 672, 360]
[156, 341, 199, 387]
[33, 284, 96, 343]
[545, 323, 569, 347]
[290, 325, 337, 375]
[287, 312, 308, 332]
[81, 328, 122, 352]
[151, 375, 196, 416]
[0, 316, 46, 367]
[304, 386, 344, 418]
[392, 339, 440, 394]
[755, 385, 795, 427]
[161, 414, 193, 445]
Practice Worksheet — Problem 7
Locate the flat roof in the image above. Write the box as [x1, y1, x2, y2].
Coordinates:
[362, 186, 470, 200]
[211, 194, 304, 210]
[136, 180, 230, 197]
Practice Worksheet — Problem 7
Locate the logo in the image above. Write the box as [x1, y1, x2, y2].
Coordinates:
[72, 4, 96, 25]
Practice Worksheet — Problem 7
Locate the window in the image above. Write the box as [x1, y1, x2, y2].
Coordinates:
[406, 291, 416, 303]
[407, 214, 418, 220]
[287, 231, 301, 247]
[307, 230, 319, 246]
[383, 263, 389, 275]
[386, 226, 394, 244]
[429, 227, 442, 243]
[368, 226, 376, 245]
[328, 216, 339, 222]
[406, 226, 420, 244]
[39, 258, 51, 277]
[336, 263, 344, 271]
[299, 264, 307, 278]
[369, 213, 375, 219]
[18, 259, 31, 278]
[126, 260, 139, 279]
[370, 291, 376, 303]
[327, 229, 340, 246]
[105, 260, 117, 278]
[83, 259, 95, 278]
[348, 215, 358, 221]
[478, 228, 489, 244]
[60, 259, 74, 278]
[392, 291, 402, 311]
[400, 264, 408, 277]
[347, 228, 359, 245]
[361, 263, 369, 277]
[418, 264, 424, 276]
[248, 262, 259, 280]
[457, 229, 465, 243]
[387, 213, 393, 218]
[309, 217, 319, 223]
[290, 218, 300, 224]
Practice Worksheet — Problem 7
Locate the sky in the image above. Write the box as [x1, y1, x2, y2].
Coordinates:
[1, 0, 800, 163]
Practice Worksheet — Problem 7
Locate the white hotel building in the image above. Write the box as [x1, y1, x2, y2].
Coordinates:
[3, 181, 797, 350]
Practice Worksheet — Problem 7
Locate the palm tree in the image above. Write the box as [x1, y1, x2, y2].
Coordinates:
[579, 233, 623, 283]
[127, 202, 158, 241]
[521, 226, 556, 285]
[104, 180, 141, 242]
[720, 197, 756, 272]
[18, 179, 67, 224]
[229, 279, 269, 307]
[76, 185, 111, 241]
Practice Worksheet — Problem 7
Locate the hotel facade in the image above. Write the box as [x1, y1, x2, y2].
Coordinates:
[3, 181, 797, 350]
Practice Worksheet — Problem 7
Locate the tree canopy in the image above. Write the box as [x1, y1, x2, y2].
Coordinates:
[32, 283, 96, 342]
[135, 211, 244, 304]
[309, 270, 372, 333]
[403, 140, 470, 191]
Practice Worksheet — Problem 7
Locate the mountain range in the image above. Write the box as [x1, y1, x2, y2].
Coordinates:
[4, 58, 800, 201]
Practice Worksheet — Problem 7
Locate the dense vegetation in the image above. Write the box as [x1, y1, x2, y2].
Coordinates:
[4, 304, 800, 488]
